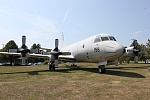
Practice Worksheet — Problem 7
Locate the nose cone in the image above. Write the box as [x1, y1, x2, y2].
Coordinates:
[115, 43, 124, 57]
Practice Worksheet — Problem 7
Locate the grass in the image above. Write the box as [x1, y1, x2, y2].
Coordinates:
[0, 62, 150, 100]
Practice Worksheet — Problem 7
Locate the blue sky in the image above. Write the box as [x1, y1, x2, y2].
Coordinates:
[0, 0, 150, 49]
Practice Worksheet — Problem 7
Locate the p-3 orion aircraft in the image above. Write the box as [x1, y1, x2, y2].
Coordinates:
[0, 34, 137, 73]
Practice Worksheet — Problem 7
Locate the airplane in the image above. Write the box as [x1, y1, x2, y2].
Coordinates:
[0, 33, 135, 73]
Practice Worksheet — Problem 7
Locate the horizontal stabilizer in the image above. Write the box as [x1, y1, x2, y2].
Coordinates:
[40, 48, 52, 52]
[30, 49, 39, 53]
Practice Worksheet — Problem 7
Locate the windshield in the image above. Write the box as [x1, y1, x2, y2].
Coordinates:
[94, 36, 117, 43]
[94, 37, 101, 43]
[101, 37, 109, 41]
[109, 36, 116, 41]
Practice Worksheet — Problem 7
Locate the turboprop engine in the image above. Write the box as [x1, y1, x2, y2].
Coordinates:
[123, 46, 140, 63]
[19, 36, 30, 65]
[48, 39, 71, 70]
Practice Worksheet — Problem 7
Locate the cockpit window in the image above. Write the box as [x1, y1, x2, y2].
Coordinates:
[109, 36, 116, 41]
[94, 37, 101, 43]
[94, 36, 117, 43]
[101, 37, 109, 41]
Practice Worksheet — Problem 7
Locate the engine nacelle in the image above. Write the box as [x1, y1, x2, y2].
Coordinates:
[123, 47, 134, 57]
[49, 55, 55, 62]
[41, 51, 51, 55]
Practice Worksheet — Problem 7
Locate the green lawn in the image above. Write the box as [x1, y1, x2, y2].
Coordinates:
[0, 63, 150, 100]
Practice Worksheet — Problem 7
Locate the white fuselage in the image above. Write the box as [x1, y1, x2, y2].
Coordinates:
[60, 34, 124, 63]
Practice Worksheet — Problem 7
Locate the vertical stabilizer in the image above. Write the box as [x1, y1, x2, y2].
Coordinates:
[62, 32, 65, 48]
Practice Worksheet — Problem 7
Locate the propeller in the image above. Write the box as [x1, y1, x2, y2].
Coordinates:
[123, 46, 140, 63]
[51, 39, 59, 67]
[133, 47, 140, 63]
[19, 36, 30, 65]
[49, 39, 71, 69]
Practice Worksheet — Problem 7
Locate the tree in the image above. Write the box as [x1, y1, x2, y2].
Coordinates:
[145, 39, 150, 57]
[28, 43, 44, 63]
[130, 39, 142, 50]
[130, 40, 141, 61]
[0, 40, 19, 65]
[1, 40, 18, 52]
[31, 43, 41, 49]
[146, 39, 150, 48]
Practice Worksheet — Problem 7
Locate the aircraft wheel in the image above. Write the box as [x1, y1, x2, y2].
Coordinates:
[52, 64, 56, 71]
[71, 64, 77, 66]
[49, 64, 52, 70]
[98, 65, 106, 74]
[49, 63, 55, 71]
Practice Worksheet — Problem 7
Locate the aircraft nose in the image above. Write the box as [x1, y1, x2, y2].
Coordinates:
[115, 43, 124, 57]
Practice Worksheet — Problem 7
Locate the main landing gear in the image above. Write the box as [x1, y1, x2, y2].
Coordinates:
[98, 65, 106, 74]
[71, 63, 77, 66]
[49, 62, 56, 71]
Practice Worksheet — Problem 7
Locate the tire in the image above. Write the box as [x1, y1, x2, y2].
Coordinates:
[99, 65, 106, 74]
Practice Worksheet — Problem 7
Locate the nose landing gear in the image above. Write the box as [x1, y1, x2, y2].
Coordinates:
[98, 65, 106, 73]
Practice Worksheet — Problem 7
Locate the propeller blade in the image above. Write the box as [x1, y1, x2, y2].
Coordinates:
[53, 39, 59, 52]
[55, 60, 58, 68]
[22, 57, 26, 65]
[55, 39, 59, 48]
[22, 36, 26, 45]
[134, 56, 138, 63]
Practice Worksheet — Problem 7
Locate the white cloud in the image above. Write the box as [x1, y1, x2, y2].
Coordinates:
[56, 9, 70, 33]
[132, 30, 150, 35]
[62, 9, 70, 24]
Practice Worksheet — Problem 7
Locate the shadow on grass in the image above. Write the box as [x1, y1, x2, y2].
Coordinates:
[0, 65, 146, 78]
[107, 66, 150, 70]
[28, 71, 39, 75]
[0, 70, 49, 75]
[105, 70, 145, 78]
[62, 66, 146, 78]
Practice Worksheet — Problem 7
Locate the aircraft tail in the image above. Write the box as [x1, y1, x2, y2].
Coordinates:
[61, 32, 65, 48]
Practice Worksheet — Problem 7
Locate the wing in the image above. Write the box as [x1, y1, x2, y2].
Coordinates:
[0, 51, 72, 59]
[59, 55, 75, 60]
[0, 52, 50, 58]
[0, 52, 21, 56]
[29, 53, 50, 58]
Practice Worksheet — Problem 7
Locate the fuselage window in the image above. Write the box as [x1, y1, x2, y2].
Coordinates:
[94, 37, 101, 43]
[101, 37, 109, 41]
[83, 44, 85, 48]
